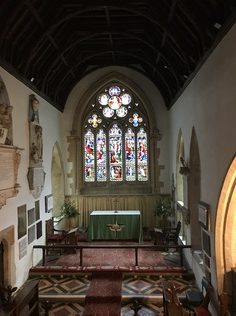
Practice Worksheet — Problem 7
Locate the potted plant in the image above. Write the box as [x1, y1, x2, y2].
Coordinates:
[59, 200, 80, 230]
[154, 196, 173, 229]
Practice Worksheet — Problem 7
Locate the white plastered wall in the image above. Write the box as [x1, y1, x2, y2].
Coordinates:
[169, 22, 236, 291]
[0, 66, 63, 288]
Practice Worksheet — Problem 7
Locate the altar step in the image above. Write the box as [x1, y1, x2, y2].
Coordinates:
[83, 271, 122, 316]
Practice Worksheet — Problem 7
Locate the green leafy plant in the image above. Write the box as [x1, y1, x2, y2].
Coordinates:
[154, 196, 173, 224]
[60, 200, 80, 218]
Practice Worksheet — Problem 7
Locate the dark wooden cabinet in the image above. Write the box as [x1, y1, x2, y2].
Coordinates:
[232, 268, 236, 313]
[0, 279, 39, 316]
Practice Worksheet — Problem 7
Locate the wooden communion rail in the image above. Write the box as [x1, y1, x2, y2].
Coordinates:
[33, 244, 191, 267]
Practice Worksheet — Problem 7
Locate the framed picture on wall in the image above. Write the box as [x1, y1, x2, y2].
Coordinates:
[36, 221, 42, 239]
[18, 205, 27, 239]
[35, 200, 40, 220]
[45, 194, 53, 213]
[28, 208, 35, 226]
[19, 237, 27, 260]
[198, 201, 209, 230]
[28, 225, 36, 244]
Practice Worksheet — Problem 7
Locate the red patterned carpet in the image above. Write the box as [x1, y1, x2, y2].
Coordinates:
[83, 272, 122, 316]
[54, 247, 173, 267]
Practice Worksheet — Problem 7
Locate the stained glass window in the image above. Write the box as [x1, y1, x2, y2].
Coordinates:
[137, 128, 148, 181]
[83, 83, 149, 183]
[109, 124, 123, 181]
[84, 130, 95, 182]
[125, 128, 136, 181]
[96, 129, 107, 181]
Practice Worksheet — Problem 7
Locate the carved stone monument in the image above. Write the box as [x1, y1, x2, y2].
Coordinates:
[27, 94, 45, 198]
[0, 80, 13, 146]
[0, 79, 22, 209]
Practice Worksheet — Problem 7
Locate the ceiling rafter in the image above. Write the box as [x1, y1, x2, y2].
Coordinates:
[42, 30, 182, 91]
[0, 0, 234, 111]
[54, 49, 174, 102]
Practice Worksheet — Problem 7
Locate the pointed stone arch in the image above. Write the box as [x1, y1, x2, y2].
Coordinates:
[67, 72, 162, 198]
[176, 129, 185, 203]
[215, 156, 236, 295]
[0, 226, 14, 286]
[189, 127, 201, 249]
[51, 142, 65, 216]
[72, 71, 156, 134]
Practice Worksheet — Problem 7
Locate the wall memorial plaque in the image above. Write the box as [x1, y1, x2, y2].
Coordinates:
[27, 167, 46, 199]
[27, 94, 45, 198]
[19, 237, 27, 260]
[0, 145, 22, 209]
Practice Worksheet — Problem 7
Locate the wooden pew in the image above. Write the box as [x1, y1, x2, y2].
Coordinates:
[162, 280, 190, 316]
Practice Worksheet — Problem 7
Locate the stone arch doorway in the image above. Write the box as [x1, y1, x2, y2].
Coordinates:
[189, 127, 201, 250]
[215, 156, 236, 296]
[0, 241, 4, 286]
[176, 129, 188, 241]
[51, 142, 65, 216]
[0, 225, 14, 287]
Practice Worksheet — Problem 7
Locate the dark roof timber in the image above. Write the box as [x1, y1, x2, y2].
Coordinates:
[0, 0, 235, 112]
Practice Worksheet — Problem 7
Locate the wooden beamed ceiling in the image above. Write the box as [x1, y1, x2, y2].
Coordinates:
[0, 0, 235, 111]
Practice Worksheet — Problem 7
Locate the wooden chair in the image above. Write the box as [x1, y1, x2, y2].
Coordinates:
[193, 287, 212, 316]
[162, 281, 190, 316]
[219, 292, 231, 316]
[45, 218, 67, 249]
[151, 228, 166, 245]
[163, 221, 181, 245]
[186, 276, 210, 307]
[185, 277, 212, 316]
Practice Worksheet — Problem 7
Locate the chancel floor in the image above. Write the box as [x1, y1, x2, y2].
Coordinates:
[37, 267, 194, 315]
[35, 239, 194, 315]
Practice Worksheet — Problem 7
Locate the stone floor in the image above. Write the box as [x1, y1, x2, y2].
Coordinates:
[38, 273, 195, 315]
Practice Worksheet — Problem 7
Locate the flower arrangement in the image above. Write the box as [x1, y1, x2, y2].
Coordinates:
[154, 196, 173, 228]
[60, 200, 80, 218]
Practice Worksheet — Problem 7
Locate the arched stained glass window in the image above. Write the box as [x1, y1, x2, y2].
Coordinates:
[83, 83, 149, 184]
[96, 129, 107, 181]
[125, 128, 136, 181]
[137, 128, 148, 181]
[84, 130, 95, 182]
[109, 124, 123, 181]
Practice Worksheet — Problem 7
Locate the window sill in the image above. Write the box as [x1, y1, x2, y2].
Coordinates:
[179, 235, 186, 245]
[193, 250, 204, 267]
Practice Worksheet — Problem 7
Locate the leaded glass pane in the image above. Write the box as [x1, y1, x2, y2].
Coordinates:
[98, 93, 109, 105]
[103, 106, 114, 118]
[116, 106, 128, 118]
[96, 129, 107, 181]
[137, 128, 148, 181]
[108, 96, 122, 110]
[125, 128, 136, 181]
[121, 93, 131, 105]
[83, 83, 149, 185]
[109, 85, 121, 96]
[84, 130, 95, 182]
[109, 124, 123, 181]
[129, 113, 143, 127]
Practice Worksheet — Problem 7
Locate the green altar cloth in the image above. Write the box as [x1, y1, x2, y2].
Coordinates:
[88, 210, 143, 243]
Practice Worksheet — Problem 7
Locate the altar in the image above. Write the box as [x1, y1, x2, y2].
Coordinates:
[88, 210, 143, 243]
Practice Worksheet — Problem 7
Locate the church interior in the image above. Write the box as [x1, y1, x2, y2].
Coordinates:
[0, 1, 236, 315]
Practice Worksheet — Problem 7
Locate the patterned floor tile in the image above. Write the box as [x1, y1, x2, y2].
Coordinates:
[47, 302, 84, 316]
[121, 301, 164, 316]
